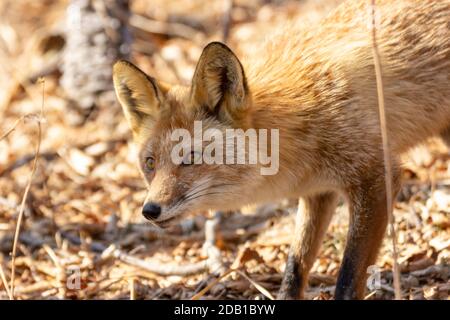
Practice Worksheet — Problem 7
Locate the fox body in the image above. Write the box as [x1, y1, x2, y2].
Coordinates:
[113, 0, 450, 299]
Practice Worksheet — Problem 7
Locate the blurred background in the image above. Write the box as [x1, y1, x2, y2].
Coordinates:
[0, 0, 448, 300]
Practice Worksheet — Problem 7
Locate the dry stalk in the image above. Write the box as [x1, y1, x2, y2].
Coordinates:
[0, 262, 12, 299]
[0, 116, 25, 141]
[369, 0, 401, 300]
[190, 268, 274, 300]
[191, 268, 234, 300]
[129, 277, 136, 300]
[10, 78, 45, 299]
[234, 269, 275, 300]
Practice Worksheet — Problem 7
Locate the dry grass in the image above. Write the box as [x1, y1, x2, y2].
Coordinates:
[9, 78, 45, 299]
[369, 0, 401, 300]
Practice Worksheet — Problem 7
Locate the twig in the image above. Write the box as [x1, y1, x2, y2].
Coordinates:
[364, 290, 377, 300]
[129, 277, 136, 300]
[61, 231, 209, 276]
[191, 269, 234, 300]
[11, 281, 55, 295]
[58, 208, 278, 277]
[0, 263, 12, 300]
[190, 268, 275, 300]
[111, 246, 209, 276]
[130, 14, 202, 40]
[62, 232, 215, 277]
[410, 264, 449, 278]
[0, 116, 24, 141]
[10, 78, 45, 299]
[369, 0, 401, 300]
[234, 269, 275, 300]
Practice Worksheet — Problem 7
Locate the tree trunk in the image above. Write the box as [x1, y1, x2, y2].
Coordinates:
[60, 0, 131, 124]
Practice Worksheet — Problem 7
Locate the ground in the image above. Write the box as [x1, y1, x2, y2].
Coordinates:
[0, 0, 448, 300]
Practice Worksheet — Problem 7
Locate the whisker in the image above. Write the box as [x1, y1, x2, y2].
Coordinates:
[166, 182, 238, 215]
[183, 183, 235, 202]
[187, 180, 230, 196]
[183, 191, 238, 203]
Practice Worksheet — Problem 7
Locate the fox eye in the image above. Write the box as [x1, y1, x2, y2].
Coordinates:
[145, 157, 155, 171]
[182, 151, 202, 165]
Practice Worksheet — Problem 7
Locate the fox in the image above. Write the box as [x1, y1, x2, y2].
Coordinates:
[113, 0, 450, 299]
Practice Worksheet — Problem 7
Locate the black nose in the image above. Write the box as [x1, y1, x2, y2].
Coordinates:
[142, 202, 161, 220]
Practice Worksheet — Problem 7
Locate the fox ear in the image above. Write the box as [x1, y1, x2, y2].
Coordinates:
[113, 60, 165, 137]
[191, 42, 250, 122]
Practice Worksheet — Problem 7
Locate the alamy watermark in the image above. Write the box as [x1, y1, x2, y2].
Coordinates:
[66, 266, 81, 290]
[367, 265, 382, 291]
[170, 121, 280, 176]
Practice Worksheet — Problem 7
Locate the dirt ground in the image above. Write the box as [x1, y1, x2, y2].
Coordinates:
[0, 0, 448, 300]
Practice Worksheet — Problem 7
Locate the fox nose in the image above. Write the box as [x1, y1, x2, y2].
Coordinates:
[142, 202, 161, 220]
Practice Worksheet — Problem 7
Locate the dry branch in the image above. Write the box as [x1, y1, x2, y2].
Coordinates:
[60, 231, 210, 276]
[130, 14, 202, 40]
[106, 213, 226, 277]
[112, 248, 208, 276]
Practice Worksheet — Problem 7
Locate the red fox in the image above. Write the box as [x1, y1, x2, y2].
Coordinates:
[113, 0, 450, 299]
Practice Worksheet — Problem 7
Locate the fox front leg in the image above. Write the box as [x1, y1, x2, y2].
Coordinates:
[278, 192, 339, 299]
[335, 169, 401, 299]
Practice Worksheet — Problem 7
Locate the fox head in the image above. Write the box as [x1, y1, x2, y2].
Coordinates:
[113, 42, 278, 227]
